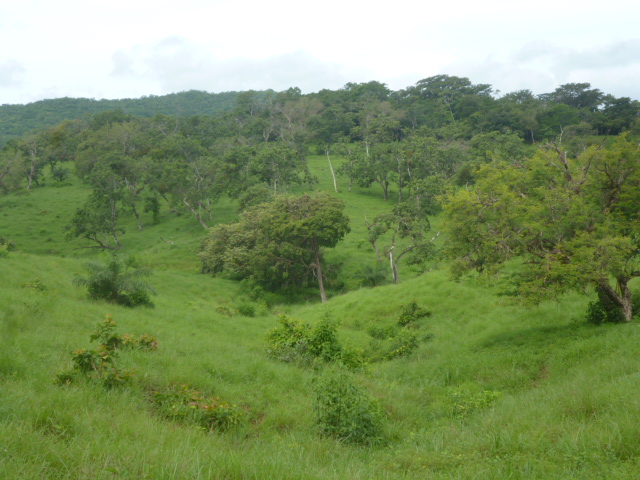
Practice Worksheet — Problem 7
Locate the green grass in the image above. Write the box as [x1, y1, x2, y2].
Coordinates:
[2, 158, 640, 478]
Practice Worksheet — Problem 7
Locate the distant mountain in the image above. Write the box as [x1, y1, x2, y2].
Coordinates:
[0, 90, 248, 145]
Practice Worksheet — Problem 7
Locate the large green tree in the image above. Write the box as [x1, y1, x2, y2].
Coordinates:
[441, 135, 640, 322]
[200, 193, 350, 302]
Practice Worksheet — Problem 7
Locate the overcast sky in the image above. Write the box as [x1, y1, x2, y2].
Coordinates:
[2, 0, 640, 105]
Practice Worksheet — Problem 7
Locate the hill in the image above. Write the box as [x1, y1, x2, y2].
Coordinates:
[0, 90, 253, 146]
[1, 155, 640, 479]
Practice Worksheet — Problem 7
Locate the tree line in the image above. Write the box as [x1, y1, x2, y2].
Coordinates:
[1, 75, 639, 312]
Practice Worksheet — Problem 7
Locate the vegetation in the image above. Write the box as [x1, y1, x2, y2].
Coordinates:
[1, 77, 640, 478]
[73, 254, 156, 307]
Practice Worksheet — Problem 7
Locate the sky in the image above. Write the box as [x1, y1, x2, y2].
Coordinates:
[2, 0, 640, 105]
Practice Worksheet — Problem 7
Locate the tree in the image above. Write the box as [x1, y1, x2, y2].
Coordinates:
[366, 197, 437, 284]
[200, 193, 350, 302]
[441, 134, 640, 322]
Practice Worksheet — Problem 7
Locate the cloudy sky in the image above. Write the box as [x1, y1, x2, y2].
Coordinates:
[1, 0, 639, 105]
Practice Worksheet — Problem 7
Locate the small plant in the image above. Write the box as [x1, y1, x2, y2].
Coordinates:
[308, 317, 342, 362]
[236, 303, 256, 317]
[366, 324, 397, 340]
[216, 306, 235, 317]
[354, 263, 389, 287]
[313, 369, 385, 445]
[20, 278, 47, 292]
[54, 315, 157, 388]
[384, 329, 419, 360]
[398, 300, 431, 327]
[73, 253, 156, 308]
[450, 389, 502, 419]
[266, 315, 312, 364]
[151, 384, 245, 432]
[0, 237, 14, 258]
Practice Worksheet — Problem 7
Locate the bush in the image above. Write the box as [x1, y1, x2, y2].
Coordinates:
[354, 263, 389, 287]
[313, 369, 385, 445]
[151, 384, 245, 432]
[398, 300, 431, 327]
[73, 254, 156, 307]
[236, 303, 256, 317]
[308, 318, 342, 362]
[266, 315, 312, 364]
[54, 315, 157, 388]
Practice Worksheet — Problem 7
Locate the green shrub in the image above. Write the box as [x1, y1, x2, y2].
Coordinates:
[354, 263, 389, 287]
[266, 315, 312, 364]
[398, 300, 431, 327]
[450, 389, 502, 419]
[366, 324, 397, 340]
[73, 253, 156, 308]
[313, 369, 385, 445]
[151, 384, 245, 432]
[54, 315, 157, 388]
[236, 303, 256, 317]
[384, 330, 419, 360]
[308, 318, 342, 362]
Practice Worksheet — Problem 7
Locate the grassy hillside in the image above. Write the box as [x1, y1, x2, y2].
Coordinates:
[1, 156, 640, 479]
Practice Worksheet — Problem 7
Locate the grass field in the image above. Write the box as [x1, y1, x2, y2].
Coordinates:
[1, 155, 640, 479]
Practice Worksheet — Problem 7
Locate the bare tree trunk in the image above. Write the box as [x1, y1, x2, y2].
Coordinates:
[313, 241, 327, 303]
[326, 148, 338, 193]
[183, 196, 209, 229]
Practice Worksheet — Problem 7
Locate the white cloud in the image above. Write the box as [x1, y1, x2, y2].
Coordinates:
[2, 0, 640, 103]
[0, 60, 26, 87]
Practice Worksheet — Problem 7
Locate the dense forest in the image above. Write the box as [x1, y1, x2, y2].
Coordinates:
[0, 89, 246, 146]
[2, 75, 640, 478]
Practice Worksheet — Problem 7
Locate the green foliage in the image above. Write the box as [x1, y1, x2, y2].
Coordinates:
[54, 315, 156, 388]
[266, 315, 367, 369]
[150, 384, 245, 432]
[236, 303, 256, 317]
[200, 192, 350, 301]
[354, 262, 389, 287]
[73, 253, 156, 307]
[0, 237, 14, 257]
[441, 135, 640, 322]
[398, 300, 432, 326]
[308, 317, 343, 362]
[313, 369, 385, 445]
[266, 315, 313, 364]
[450, 388, 502, 419]
[384, 329, 420, 360]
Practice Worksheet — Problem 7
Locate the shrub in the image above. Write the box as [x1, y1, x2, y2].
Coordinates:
[73, 254, 156, 307]
[308, 318, 342, 362]
[236, 303, 256, 317]
[313, 369, 385, 445]
[54, 315, 157, 388]
[398, 300, 431, 327]
[151, 384, 245, 432]
[266, 315, 312, 364]
[384, 330, 419, 360]
[354, 263, 389, 287]
[450, 389, 502, 419]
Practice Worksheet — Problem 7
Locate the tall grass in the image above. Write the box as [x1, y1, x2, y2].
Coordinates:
[1, 158, 640, 478]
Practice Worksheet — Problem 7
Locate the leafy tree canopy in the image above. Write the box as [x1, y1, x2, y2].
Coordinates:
[441, 134, 640, 321]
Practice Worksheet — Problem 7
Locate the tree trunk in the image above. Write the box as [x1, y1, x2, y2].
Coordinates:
[390, 246, 398, 284]
[597, 278, 633, 322]
[183, 196, 209, 229]
[313, 242, 327, 303]
[326, 148, 338, 193]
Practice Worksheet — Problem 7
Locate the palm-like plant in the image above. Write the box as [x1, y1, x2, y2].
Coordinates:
[73, 254, 156, 307]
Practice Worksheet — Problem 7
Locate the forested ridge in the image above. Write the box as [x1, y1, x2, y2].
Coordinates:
[2, 75, 640, 479]
[0, 89, 246, 146]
